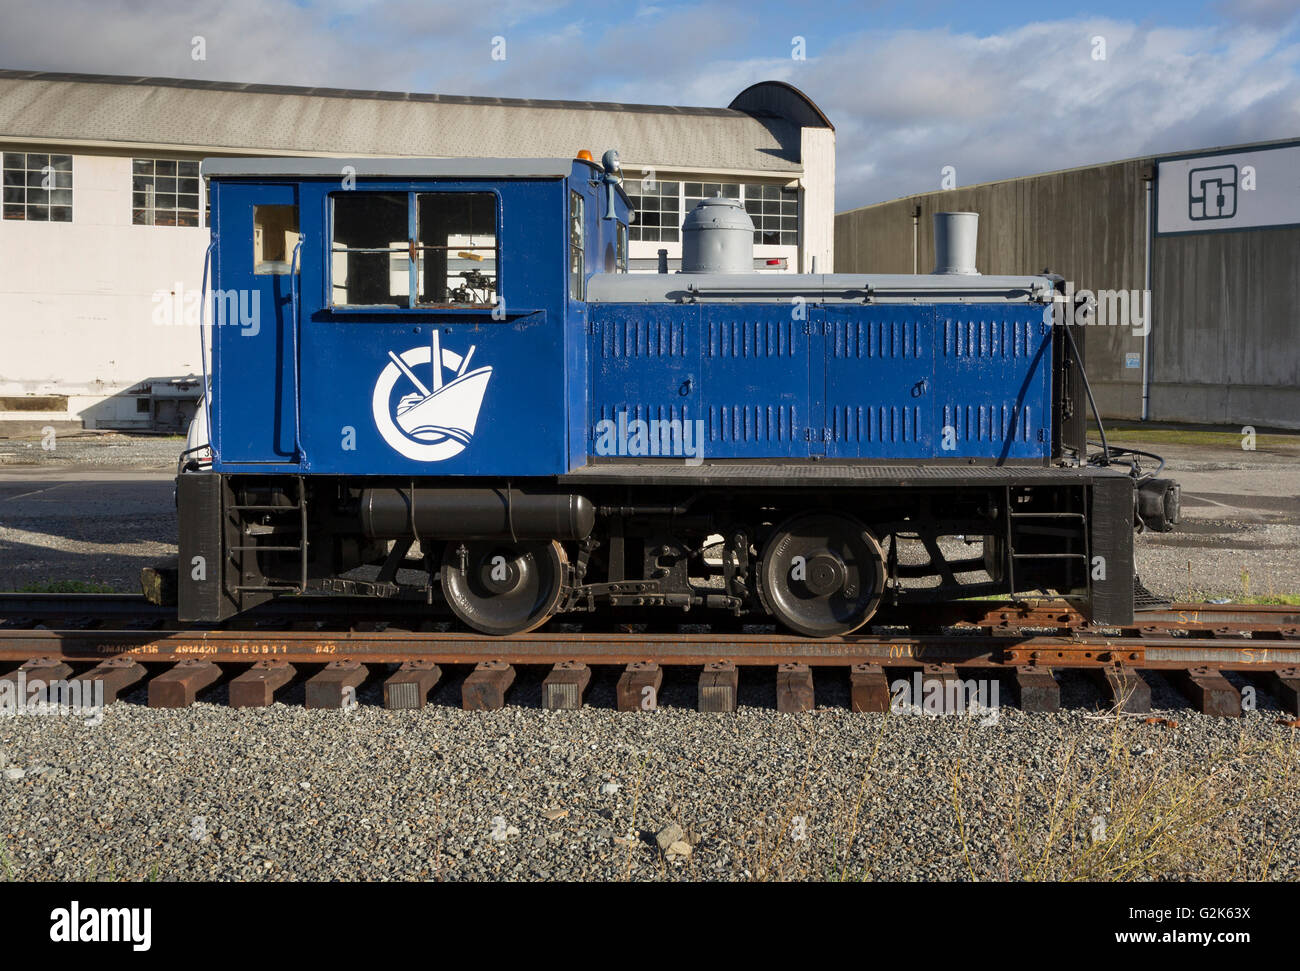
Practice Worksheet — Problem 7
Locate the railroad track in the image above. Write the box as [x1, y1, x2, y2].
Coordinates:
[1, 593, 1298, 718]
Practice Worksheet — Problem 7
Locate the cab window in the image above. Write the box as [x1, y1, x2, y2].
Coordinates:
[329, 192, 407, 306]
[416, 192, 496, 307]
[329, 191, 498, 308]
[253, 205, 299, 274]
[569, 190, 585, 300]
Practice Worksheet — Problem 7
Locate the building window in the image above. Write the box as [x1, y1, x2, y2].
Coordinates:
[133, 158, 201, 226]
[569, 190, 585, 300]
[329, 191, 498, 308]
[684, 181, 740, 216]
[625, 179, 680, 242]
[625, 178, 799, 248]
[3, 153, 72, 221]
[744, 183, 798, 246]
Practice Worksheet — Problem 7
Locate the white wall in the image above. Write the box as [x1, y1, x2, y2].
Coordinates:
[799, 126, 835, 273]
[0, 153, 209, 426]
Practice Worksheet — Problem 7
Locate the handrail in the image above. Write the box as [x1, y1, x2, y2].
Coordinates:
[197, 239, 216, 463]
[289, 238, 307, 466]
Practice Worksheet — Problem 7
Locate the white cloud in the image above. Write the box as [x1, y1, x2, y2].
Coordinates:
[541, 13, 1300, 207]
[1, 2, 1296, 210]
[770, 18, 1300, 206]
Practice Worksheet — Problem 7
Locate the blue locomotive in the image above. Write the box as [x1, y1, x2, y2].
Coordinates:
[177, 152, 1179, 635]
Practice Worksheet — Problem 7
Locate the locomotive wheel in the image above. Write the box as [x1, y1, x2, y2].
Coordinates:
[758, 512, 885, 637]
[441, 540, 567, 635]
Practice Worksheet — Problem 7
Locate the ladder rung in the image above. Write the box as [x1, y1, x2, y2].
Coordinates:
[245, 523, 299, 536]
[1010, 552, 1087, 560]
[1008, 512, 1086, 519]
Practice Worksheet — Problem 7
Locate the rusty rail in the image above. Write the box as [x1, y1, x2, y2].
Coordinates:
[0, 625, 1297, 670]
[2, 595, 1299, 717]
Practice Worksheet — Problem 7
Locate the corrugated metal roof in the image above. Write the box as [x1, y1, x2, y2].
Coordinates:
[200, 156, 581, 179]
[0, 70, 804, 173]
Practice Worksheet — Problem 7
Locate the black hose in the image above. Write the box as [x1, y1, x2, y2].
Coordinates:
[1062, 324, 1108, 465]
[1061, 322, 1169, 479]
[1087, 441, 1166, 479]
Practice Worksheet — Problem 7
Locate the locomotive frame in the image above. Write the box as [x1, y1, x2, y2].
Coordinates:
[176, 153, 1172, 636]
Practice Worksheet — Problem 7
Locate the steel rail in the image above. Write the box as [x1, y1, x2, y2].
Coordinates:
[2, 592, 1297, 633]
[1, 626, 1298, 670]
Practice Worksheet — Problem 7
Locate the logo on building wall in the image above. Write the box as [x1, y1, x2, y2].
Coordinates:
[371, 334, 492, 461]
[1188, 165, 1238, 221]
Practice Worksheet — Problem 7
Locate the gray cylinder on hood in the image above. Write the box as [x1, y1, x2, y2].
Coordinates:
[932, 212, 980, 275]
[681, 195, 754, 273]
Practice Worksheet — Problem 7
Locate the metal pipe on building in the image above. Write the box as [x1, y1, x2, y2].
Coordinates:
[1141, 165, 1154, 421]
[911, 204, 921, 274]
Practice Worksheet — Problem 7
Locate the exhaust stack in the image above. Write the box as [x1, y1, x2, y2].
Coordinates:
[932, 211, 980, 275]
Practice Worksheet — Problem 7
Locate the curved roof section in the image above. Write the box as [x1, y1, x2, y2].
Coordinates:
[0, 70, 806, 173]
[729, 81, 833, 132]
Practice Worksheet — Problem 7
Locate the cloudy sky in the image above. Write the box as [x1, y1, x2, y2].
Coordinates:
[3, 0, 1298, 209]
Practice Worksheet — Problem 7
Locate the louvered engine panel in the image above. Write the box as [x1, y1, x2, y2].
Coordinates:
[934, 306, 1053, 460]
[589, 304, 705, 460]
[588, 301, 1052, 464]
[700, 306, 812, 458]
[823, 306, 935, 458]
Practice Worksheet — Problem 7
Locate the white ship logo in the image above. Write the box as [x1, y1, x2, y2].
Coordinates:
[371, 332, 492, 462]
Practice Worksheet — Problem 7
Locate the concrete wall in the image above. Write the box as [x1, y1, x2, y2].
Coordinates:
[1151, 225, 1300, 426]
[0, 152, 209, 427]
[835, 159, 1150, 419]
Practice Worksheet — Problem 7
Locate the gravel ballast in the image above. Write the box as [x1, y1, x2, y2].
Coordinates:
[1, 668, 1298, 882]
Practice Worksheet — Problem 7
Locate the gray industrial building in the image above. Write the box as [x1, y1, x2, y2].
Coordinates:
[835, 138, 1300, 430]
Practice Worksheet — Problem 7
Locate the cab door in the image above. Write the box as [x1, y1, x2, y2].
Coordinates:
[210, 181, 301, 465]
